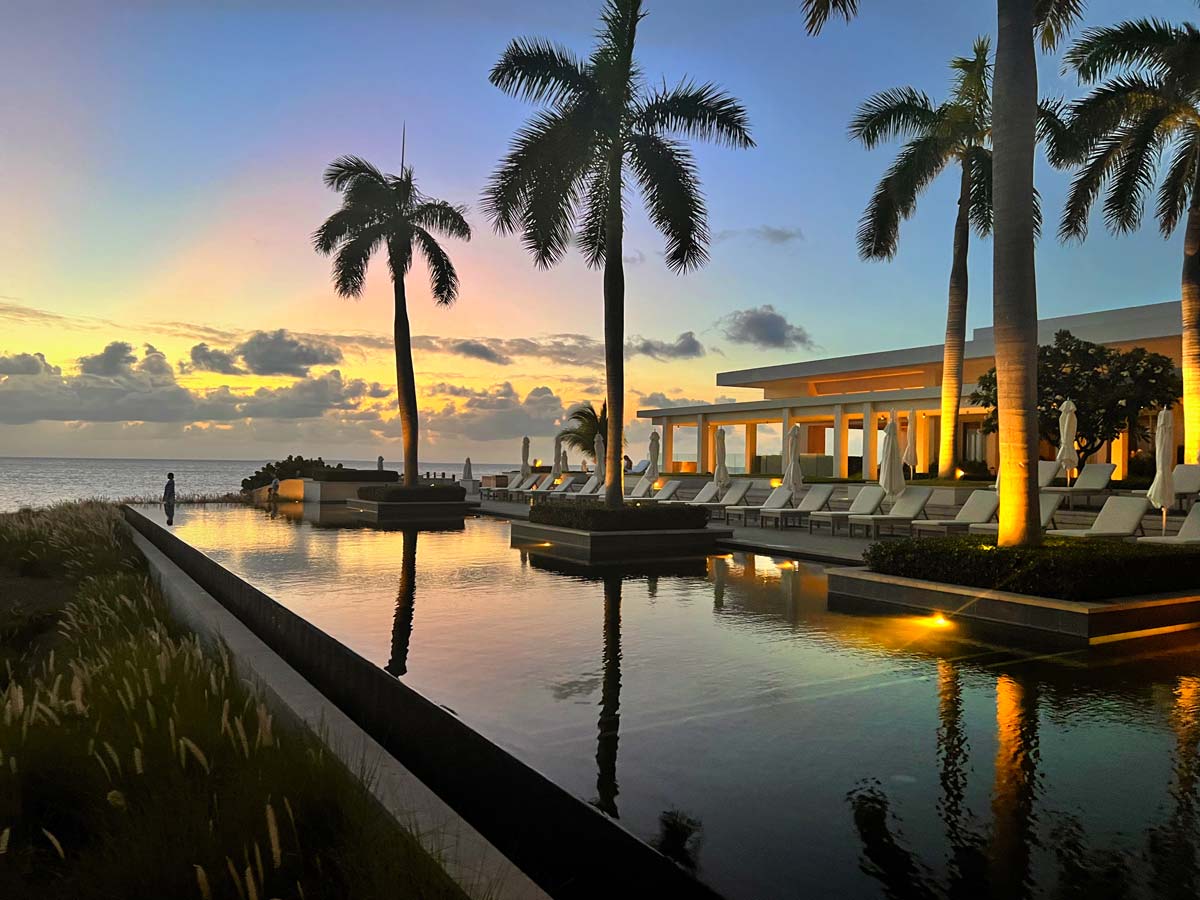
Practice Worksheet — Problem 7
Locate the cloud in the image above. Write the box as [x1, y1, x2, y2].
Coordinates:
[411, 333, 605, 368]
[718, 305, 815, 351]
[78, 341, 137, 376]
[422, 382, 566, 441]
[449, 339, 512, 365]
[235, 370, 368, 418]
[0, 352, 59, 375]
[184, 342, 246, 375]
[634, 391, 739, 409]
[623, 249, 646, 265]
[626, 331, 706, 361]
[713, 225, 805, 246]
[235, 329, 343, 376]
[367, 382, 392, 398]
[0, 299, 119, 331]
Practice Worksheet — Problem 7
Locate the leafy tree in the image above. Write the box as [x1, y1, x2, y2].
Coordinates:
[241, 455, 338, 491]
[1051, 15, 1200, 464]
[313, 157, 471, 488]
[971, 330, 1180, 467]
[558, 402, 613, 462]
[485, 0, 753, 507]
[801, 0, 1086, 546]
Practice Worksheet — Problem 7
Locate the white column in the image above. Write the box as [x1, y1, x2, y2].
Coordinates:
[662, 422, 674, 473]
[861, 402, 876, 481]
[916, 412, 931, 475]
[697, 414, 710, 474]
[833, 405, 848, 478]
[745, 423, 757, 474]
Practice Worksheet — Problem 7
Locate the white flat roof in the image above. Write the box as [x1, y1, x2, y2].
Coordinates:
[716, 300, 1181, 388]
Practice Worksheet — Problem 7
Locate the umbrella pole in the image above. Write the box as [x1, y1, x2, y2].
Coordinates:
[1164, 508, 1168, 537]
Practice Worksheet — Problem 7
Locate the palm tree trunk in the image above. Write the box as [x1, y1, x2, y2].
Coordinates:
[1182, 171, 1200, 463]
[992, 0, 1041, 546]
[602, 156, 626, 509]
[937, 163, 972, 480]
[393, 273, 420, 488]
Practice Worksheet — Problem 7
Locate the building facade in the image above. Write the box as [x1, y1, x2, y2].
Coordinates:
[637, 301, 1184, 480]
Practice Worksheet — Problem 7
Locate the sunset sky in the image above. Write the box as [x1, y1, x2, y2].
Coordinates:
[1, 0, 1191, 463]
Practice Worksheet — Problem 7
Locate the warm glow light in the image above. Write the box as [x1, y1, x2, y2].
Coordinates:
[769, 478, 783, 488]
[954, 468, 965, 479]
[533, 458, 542, 467]
[652, 478, 665, 490]
[915, 613, 952, 629]
[778, 560, 795, 570]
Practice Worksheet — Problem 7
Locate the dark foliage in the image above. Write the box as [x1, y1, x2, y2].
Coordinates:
[864, 535, 1200, 602]
[313, 469, 398, 484]
[241, 455, 340, 491]
[357, 484, 466, 502]
[529, 501, 709, 532]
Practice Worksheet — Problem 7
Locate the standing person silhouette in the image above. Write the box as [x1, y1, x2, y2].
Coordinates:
[163, 472, 176, 525]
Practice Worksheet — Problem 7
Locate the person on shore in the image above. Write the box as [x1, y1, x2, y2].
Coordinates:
[269, 475, 280, 500]
[163, 472, 176, 526]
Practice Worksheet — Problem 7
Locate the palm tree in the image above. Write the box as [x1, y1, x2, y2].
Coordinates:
[484, 0, 754, 508]
[1054, 17, 1200, 463]
[559, 402, 610, 462]
[851, 38, 995, 480]
[313, 157, 470, 487]
[802, 0, 1084, 546]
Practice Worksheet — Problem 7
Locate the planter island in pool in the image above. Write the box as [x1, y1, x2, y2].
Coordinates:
[826, 567, 1200, 647]
[510, 521, 734, 564]
[346, 498, 478, 525]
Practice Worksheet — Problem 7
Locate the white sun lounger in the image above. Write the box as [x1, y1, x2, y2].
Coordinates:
[847, 486, 934, 539]
[725, 486, 794, 526]
[1043, 462, 1116, 508]
[1045, 495, 1149, 540]
[529, 474, 577, 504]
[633, 480, 682, 503]
[759, 483, 836, 529]
[688, 481, 753, 521]
[1138, 501, 1200, 545]
[513, 473, 555, 500]
[1132, 463, 1200, 510]
[661, 482, 720, 506]
[560, 475, 604, 501]
[968, 493, 1064, 535]
[483, 473, 534, 500]
[808, 485, 886, 535]
[625, 474, 654, 499]
[911, 490, 1000, 536]
[989, 460, 1063, 491]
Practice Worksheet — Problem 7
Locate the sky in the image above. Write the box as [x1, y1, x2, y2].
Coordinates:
[0, 0, 1194, 464]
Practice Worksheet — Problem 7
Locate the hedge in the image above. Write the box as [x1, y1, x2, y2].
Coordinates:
[357, 484, 466, 502]
[529, 501, 709, 532]
[313, 468, 399, 483]
[864, 535, 1200, 602]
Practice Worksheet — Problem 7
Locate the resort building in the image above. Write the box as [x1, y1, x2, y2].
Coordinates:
[638, 301, 1184, 481]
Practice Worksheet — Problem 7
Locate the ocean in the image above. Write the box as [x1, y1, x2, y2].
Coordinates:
[0, 457, 516, 513]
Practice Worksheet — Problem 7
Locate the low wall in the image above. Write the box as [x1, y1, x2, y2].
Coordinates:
[510, 521, 734, 563]
[122, 506, 718, 900]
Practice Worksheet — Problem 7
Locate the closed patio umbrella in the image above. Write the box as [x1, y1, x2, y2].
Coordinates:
[902, 409, 918, 477]
[783, 423, 804, 496]
[561, 449, 569, 473]
[594, 432, 606, 485]
[1148, 408, 1175, 536]
[879, 417, 905, 498]
[520, 436, 531, 479]
[714, 427, 731, 489]
[550, 434, 563, 480]
[462, 457, 473, 482]
[647, 431, 660, 481]
[1056, 399, 1079, 487]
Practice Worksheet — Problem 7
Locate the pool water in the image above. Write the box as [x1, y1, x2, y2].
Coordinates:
[143, 503, 1200, 900]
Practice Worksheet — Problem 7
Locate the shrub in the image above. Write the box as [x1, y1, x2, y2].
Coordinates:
[313, 468, 398, 483]
[864, 535, 1200, 602]
[241, 455, 339, 491]
[529, 501, 709, 532]
[357, 484, 466, 502]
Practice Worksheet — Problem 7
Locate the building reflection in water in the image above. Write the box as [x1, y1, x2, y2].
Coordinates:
[386, 529, 419, 677]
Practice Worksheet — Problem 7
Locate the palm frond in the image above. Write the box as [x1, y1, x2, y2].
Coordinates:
[635, 81, 754, 148]
[312, 205, 379, 256]
[1035, 0, 1085, 52]
[1063, 75, 1176, 160]
[1157, 129, 1200, 235]
[856, 132, 954, 260]
[411, 200, 472, 241]
[322, 155, 388, 191]
[1060, 131, 1127, 241]
[1104, 107, 1175, 234]
[412, 226, 460, 305]
[558, 402, 608, 460]
[331, 223, 387, 298]
[1038, 98, 1087, 167]
[965, 145, 993, 237]
[848, 87, 937, 149]
[949, 36, 991, 112]
[489, 37, 592, 106]
[1064, 19, 1188, 82]
[627, 132, 708, 273]
[576, 162, 611, 269]
[801, 0, 858, 35]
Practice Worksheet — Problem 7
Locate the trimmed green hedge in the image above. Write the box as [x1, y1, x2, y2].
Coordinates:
[357, 484, 466, 502]
[529, 501, 709, 532]
[314, 468, 399, 483]
[864, 535, 1200, 602]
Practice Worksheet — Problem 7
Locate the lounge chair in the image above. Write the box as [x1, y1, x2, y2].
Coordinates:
[989, 459, 1063, 491]
[968, 493, 1064, 535]
[1138, 502, 1200, 545]
[661, 482, 720, 506]
[1044, 462, 1116, 508]
[808, 485, 886, 535]
[513, 473, 555, 501]
[530, 474, 577, 504]
[687, 481, 753, 521]
[1046, 495, 1149, 540]
[633, 480, 682, 503]
[725, 486, 794, 526]
[911, 490, 1000, 537]
[759, 483, 836, 529]
[482, 473, 532, 500]
[847, 486, 934, 539]
[1132, 463, 1200, 510]
[560, 476, 603, 501]
[625, 474, 654, 499]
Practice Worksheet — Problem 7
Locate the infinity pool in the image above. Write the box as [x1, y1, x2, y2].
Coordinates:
[143, 503, 1200, 900]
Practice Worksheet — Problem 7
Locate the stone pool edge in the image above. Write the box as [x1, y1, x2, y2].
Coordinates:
[124, 520, 548, 900]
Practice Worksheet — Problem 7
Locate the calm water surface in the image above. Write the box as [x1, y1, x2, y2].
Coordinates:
[143, 502, 1200, 900]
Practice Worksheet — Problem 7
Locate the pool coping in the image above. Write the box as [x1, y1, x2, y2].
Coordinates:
[124, 519, 548, 900]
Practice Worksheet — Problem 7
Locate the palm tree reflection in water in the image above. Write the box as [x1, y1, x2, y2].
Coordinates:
[386, 529, 419, 678]
[595, 575, 622, 818]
